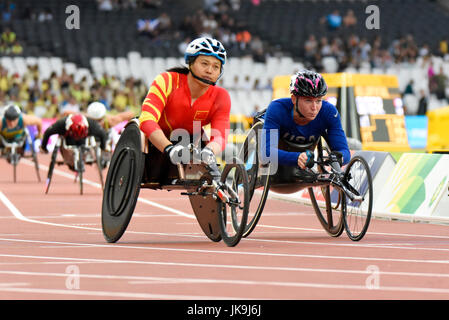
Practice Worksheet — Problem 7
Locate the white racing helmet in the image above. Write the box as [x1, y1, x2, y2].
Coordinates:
[184, 37, 227, 86]
[87, 102, 106, 120]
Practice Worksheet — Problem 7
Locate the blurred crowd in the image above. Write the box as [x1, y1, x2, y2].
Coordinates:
[0, 64, 144, 119]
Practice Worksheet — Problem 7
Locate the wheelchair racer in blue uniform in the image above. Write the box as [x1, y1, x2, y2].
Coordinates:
[262, 70, 350, 182]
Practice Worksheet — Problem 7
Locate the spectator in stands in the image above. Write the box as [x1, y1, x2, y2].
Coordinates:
[433, 66, 448, 102]
[417, 90, 428, 115]
[304, 35, 318, 63]
[97, 0, 115, 11]
[321, 10, 342, 31]
[1, 26, 16, 48]
[37, 8, 53, 22]
[59, 95, 80, 116]
[236, 27, 251, 50]
[11, 40, 22, 55]
[343, 9, 357, 29]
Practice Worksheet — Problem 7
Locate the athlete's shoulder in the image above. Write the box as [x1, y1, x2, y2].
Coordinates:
[267, 97, 292, 113]
[320, 100, 339, 119]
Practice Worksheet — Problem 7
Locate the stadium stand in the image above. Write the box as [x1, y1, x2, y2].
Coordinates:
[0, 0, 448, 117]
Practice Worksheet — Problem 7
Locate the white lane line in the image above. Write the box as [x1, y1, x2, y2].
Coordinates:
[1, 269, 449, 296]
[0, 286, 245, 300]
[1, 241, 449, 266]
[2, 192, 449, 254]
[0, 282, 29, 287]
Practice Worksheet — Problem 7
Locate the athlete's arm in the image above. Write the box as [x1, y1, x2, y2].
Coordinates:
[324, 106, 350, 165]
[41, 118, 66, 150]
[262, 101, 301, 167]
[23, 114, 43, 138]
[208, 88, 231, 154]
[138, 72, 176, 152]
[87, 118, 108, 150]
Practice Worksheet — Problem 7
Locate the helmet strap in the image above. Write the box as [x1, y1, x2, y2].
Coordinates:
[190, 69, 217, 86]
[295, 97, 305, 118]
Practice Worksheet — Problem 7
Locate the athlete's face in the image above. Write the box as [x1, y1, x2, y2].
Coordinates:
[191, 55, 222, 84]
[5, 118, 19, 129]
[292, 95, 323, 121]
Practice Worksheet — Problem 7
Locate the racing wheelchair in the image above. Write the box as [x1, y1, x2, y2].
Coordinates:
[0, 128, 41, 183]
[101, 119, 250, 247]
[238, 114, 373, 241]
[45, 135, 104, 195]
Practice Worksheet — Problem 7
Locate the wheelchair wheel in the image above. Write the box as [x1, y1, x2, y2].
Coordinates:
[342, 155, 373, 241]
[26, 131, 41, 182]
[238, 121, 270, 238]
[30, 142, 41, 182]
[45, 145, 59, 194]
[102, 121, 144, 243]
[309, 140, 344, 237]
[309, 186, 344, 237]
[218, 159, 249, 247]
[77, 153, 84, 195]
[94, 147, 104, 189]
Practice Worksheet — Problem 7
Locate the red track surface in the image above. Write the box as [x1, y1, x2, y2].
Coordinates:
[1, 153, 449, 300]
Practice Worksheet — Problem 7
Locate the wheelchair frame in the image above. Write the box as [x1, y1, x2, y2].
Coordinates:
[0, 127, 41, 183]
[45, 135, 104, 195]
[101, 120, 250, 247]
[239, 118, 373, 241]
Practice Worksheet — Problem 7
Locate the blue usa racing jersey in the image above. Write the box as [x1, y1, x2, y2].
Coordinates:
[262, 98, 350, 167]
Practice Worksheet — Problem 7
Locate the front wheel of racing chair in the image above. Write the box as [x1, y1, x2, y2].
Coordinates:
[218, 157, 250, 247]
[25, 128, 41, 182]
[45, 137, 61, 194]
[101, 120, 144, 243]
[238, 120, 270, 238]
[308, 138, 345, 237]
[341, 155, 373, 241]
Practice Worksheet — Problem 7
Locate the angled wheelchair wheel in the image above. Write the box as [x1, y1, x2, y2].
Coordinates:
[102, 121, 144, 243]
[309, 186, 344, 237]
[45, 144, 59, 194]
[342, 155, 373, 241]
[94, 146, 104, 189]
[30, 142, 41, 182]
[76, 148, 84, 195]
[238, 121, 270, 238]
[26, 131, 41, 182]
[309, 140, 344, 237]
[218, 159, 249, 247]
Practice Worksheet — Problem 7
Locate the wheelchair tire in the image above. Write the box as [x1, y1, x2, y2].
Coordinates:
[218, 159, 249, 247]
[342, 155, 373, 241]
[102, 121, 144, 243]
[45, 145, 59, 194]
[238, 121, 270, 238]
[309, 139, 344, 237]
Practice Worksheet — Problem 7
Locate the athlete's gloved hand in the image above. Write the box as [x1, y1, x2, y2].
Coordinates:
[164, 144, 189, 165]
[200, 147, 216, 165]
[297, 150, 314, 169]
[201, 147, 221, 180]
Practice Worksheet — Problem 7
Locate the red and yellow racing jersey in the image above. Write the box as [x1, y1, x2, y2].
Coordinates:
[139, 72, 231, 151]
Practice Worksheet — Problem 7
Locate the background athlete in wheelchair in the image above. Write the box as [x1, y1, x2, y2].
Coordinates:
[102, 37, 250, 247]
[240, 70, 373, 241]
[86, 101, 136, 169]
[40, 113, 108, 194]
[0, 104, 42, 182]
